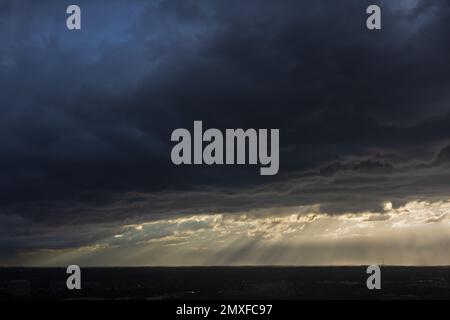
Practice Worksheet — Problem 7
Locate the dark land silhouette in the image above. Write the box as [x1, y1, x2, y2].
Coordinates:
[1, 266, 450, 300]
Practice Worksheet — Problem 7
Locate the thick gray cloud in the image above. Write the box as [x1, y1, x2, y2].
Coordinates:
[1, 0, 450, 257]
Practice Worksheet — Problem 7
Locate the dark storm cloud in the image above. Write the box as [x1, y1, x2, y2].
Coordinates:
[1, 0, 450, 234]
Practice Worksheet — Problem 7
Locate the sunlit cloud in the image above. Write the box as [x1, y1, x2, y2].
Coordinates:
[3, 199, 450, 266]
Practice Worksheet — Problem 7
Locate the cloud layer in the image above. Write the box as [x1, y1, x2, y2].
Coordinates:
[1, 0, 450, 264]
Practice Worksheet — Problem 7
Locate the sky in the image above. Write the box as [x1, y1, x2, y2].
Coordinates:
[1, 0, 450, 266]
